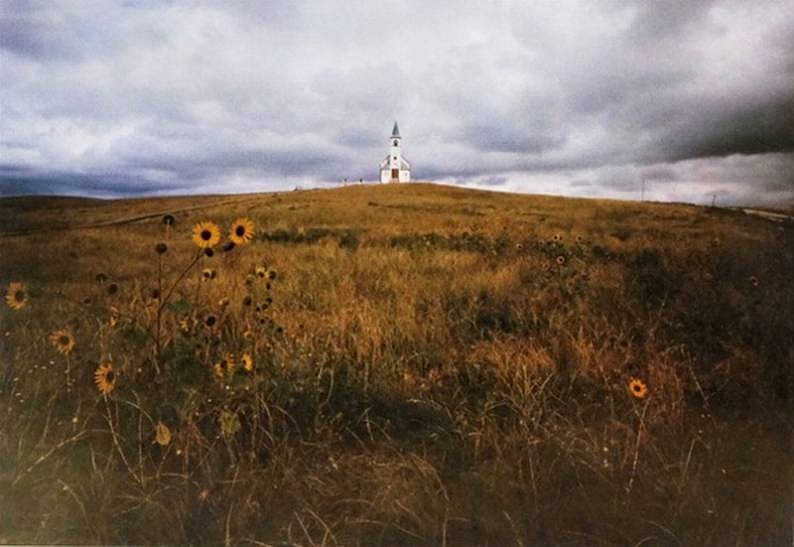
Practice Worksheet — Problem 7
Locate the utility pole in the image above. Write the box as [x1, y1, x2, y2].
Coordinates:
[641, 178, 645, 202]
[711, 194, 717, 208]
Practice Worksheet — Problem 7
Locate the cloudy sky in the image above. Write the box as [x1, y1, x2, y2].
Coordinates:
[1, 1, 793, 205]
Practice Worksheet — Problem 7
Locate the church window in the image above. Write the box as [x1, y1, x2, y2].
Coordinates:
[393, 156, 396, 160]
[393, 140, 399, 146]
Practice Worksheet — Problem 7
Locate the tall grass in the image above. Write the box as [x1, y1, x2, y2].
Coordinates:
[0, 184, 791, 545]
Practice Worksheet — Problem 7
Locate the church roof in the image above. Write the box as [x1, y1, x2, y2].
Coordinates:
[391, 121, 400, 138]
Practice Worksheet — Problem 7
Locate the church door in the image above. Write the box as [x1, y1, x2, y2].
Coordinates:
[391, 168, 398, 181]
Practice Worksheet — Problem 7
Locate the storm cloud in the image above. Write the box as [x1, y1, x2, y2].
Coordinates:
[1, 0, 793, 205]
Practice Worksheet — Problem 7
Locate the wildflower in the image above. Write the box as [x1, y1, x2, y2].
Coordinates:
[575, 235, 584, 244]
[268, 269, 277, 280]
[94, 363, 117, 395]
[255, 266, 267, 279]
[218, 297, 230, 307]
[241, 353, 254, 372]
[552, 233, 562, 242]
[202, 268, 217, 281]
[154, 242, 168, 255]
[229, 218, 255, 245]
[198, 488, 210, 504]
[204, 314, 218, 329]
[556, 255, 566, 266]
[213, 354, 235, 379]
[244, 274, 255, 285]
[109, 306, 120, 328]
[154, 421, 172, 446]
[204, 248, 215, 258]
[749, 275, 759, 287]
[515, 243, 523, 250]
[49, 328, 75, 354]
[191, 221, 221, 249]
[5, 282, 27, 310]
[628, 378, 648, 399]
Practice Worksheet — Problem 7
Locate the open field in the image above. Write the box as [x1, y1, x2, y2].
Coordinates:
[1, 183, 792, 545]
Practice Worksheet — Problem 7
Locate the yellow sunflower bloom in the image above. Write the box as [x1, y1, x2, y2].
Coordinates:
[5, 282, 27, 310]
[229, 217, 255, 245]
[628, 378, 648, 399]
[241, 353, 254, 372]
[49, 328, 76, 354]
[213, 354, 236, 379]
[94, 363, 117, 395]
[192, 221, 221, 249]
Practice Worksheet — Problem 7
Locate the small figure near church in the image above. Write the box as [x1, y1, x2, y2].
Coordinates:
[379, 121, 411, 183]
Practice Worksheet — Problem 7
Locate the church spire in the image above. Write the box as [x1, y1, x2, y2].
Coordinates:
[391, 121, 400, 138]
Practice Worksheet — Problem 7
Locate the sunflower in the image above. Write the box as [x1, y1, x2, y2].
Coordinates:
[204, 313, 218, 329]
[94, 363, 117, 395]
[192, 221, 221, 249]
[49, 328, 76, 354]
[556, 255, 566, 266]
[628, 378, 648, 399]
[5, 282, 27, 310]
[202, 268, 217, 281]
[255, 266, 267, 279]
[229, 218, 255, 245]
[213, 354, 236, 379]
[241, 353, 254, 373]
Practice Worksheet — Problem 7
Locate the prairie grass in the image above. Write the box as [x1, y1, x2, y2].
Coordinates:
[0, 183, 792, 545]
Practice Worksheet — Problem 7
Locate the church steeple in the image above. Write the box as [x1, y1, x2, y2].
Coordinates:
[379, 121, 411, 183]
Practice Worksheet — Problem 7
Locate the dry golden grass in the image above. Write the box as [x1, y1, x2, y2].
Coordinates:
[0, 183, 792, 545]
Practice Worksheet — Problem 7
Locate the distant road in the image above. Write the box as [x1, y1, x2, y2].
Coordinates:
[0, 196, 255, 237]
[738, 208, 794, 224]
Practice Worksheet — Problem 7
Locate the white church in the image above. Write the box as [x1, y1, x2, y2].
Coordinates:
[379, 121, 411, 183]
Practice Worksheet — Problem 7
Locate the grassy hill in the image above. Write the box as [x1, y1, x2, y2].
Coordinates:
[1, 183, 792, 545]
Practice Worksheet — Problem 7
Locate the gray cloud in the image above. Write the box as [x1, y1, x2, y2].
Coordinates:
[1, 0, 793, 205]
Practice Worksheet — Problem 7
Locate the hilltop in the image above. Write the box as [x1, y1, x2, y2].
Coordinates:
[1, 183, 792, 545]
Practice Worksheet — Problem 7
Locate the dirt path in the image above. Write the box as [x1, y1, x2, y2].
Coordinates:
[0, 196, 257, 238]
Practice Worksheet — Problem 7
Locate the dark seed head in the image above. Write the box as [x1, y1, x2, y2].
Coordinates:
[150, 289, 160, 300]
[83, 297, 92, 305]
[107, 283, 118, 295]
[201, 230, 212, 241]
[155, 242, 168, 254]
[106, 370, 115, 383]
[162, 214, 175, 226]
[235, 225, 245, 237]
[204, 248, 215, 257]
[95, 273, 107, 283]
[205, 315, 217, 327]
[14, 290, 26, 302]
[222, 241, 236, 252]
[243, 296, 252, 306]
